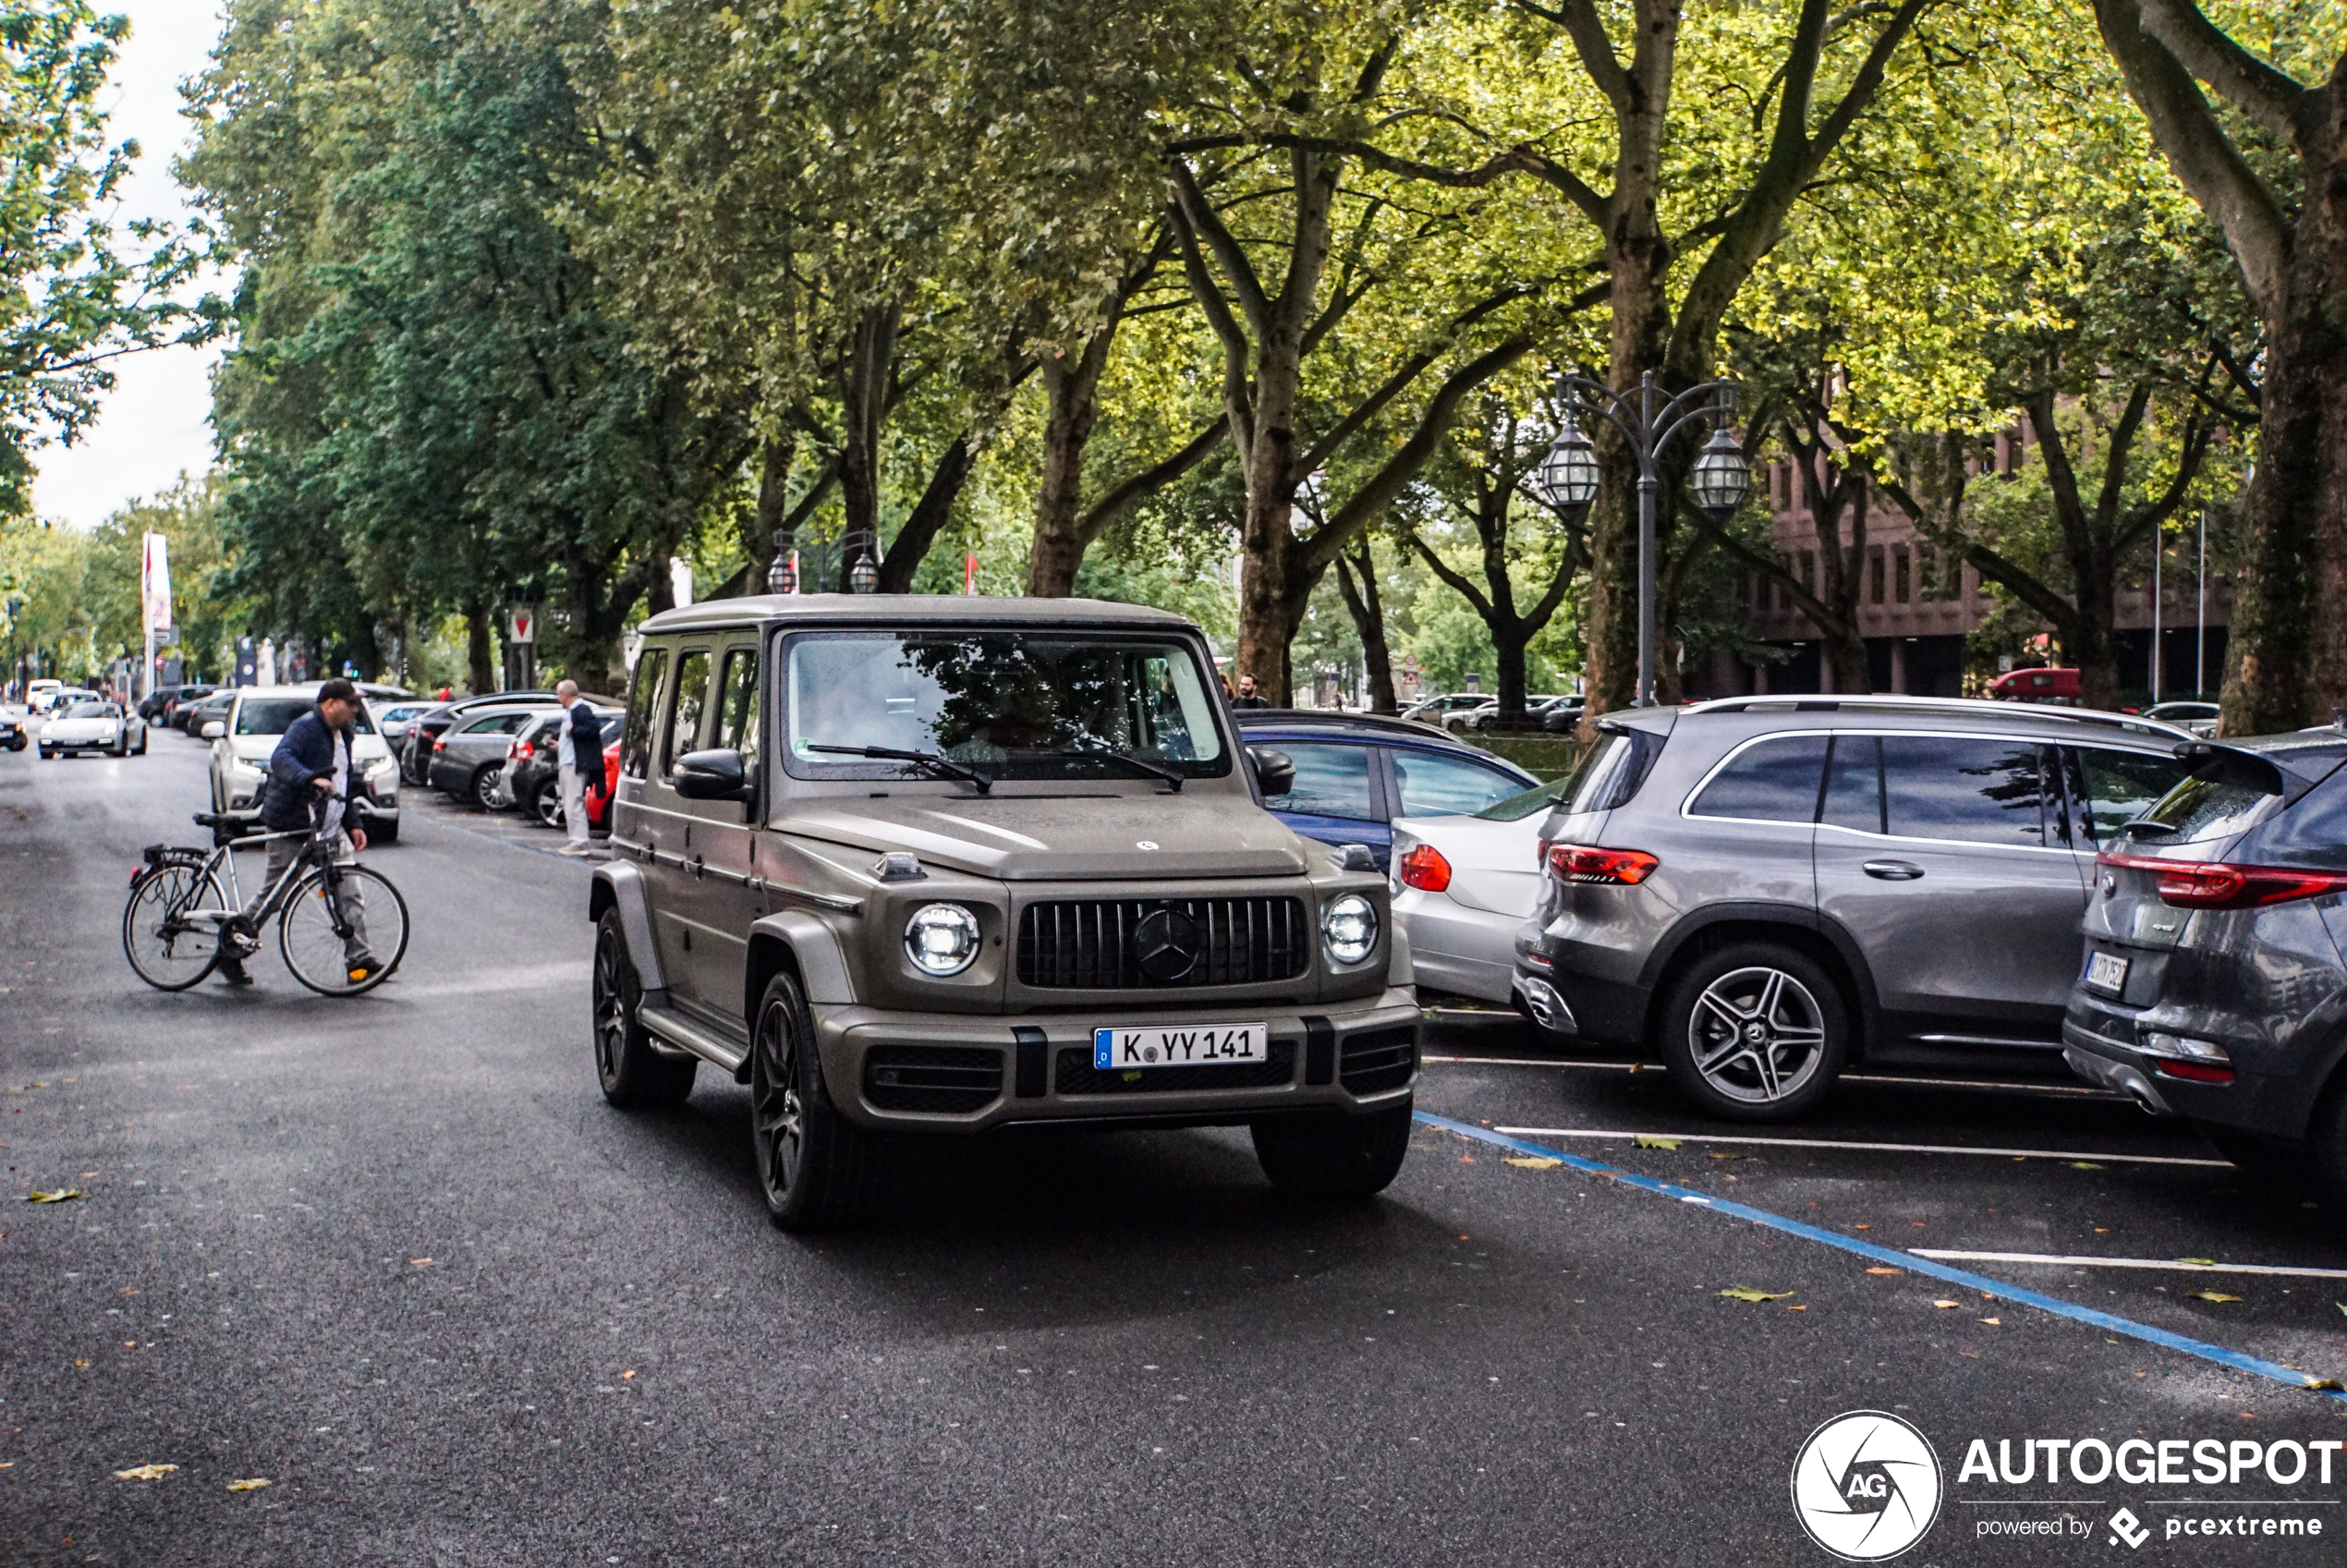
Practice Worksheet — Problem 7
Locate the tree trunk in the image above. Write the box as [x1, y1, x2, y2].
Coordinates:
[465, 601, 493, 696]
[836, 305, 898, 587]
[1494, 634, 1529, 722]
[1333, 542, 1396, 713]
[1827, 631, 1870, 696]
[877, 436, 976, 594]
[743, 438, 793, 596]
[1028, 342, 1111, 597]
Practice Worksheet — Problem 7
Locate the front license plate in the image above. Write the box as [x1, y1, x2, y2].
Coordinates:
[1094, 1023, 1270, 1070]
[2083, 951, 2130, 994]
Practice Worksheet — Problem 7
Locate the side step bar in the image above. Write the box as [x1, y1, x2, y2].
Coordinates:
[638, 1001, 748, 1076]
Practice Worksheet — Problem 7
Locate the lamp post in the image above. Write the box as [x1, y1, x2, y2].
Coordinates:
[845, 528, 881, 595]
[766, 529, 798, 595]
[1526, 371, 1750, 707]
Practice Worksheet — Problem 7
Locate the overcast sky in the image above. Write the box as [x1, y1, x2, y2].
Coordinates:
[30, 2, 228, 532]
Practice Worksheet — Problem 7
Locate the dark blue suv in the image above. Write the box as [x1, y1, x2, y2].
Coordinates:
[1233, 711, 1538, 870]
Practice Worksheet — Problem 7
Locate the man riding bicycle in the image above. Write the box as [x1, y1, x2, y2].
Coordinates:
[217, 678, 381, 987]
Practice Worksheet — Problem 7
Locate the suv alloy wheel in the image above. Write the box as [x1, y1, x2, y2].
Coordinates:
[591, 911, 696, 1108]
[1658, 942, 1849, 1121]
[751, 969, 878, 1231]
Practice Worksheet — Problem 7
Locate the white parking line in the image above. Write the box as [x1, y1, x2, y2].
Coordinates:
[1427, 1055, 2119, 1097]
[1488, 1125, 2230, 1168]
[1913, 1250, 2347, 1280]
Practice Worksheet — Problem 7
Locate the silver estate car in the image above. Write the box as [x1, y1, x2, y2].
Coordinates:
[590, 595, 1419, 1229]
[1513, 696, 2195, 1121]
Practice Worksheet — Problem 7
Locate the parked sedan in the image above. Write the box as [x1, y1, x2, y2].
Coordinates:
[502, 706, 622, 828]
[428, 703, 550, 808]
[0, 707, 25, 752]
[1391, 776, 1575, 1003]
[39, 699, 145, 758]
[2145, 700, 2221, 739]
[370, 700, 442, 750]
[2063, 727, 2347, 1196]
[206, 686, 401, 840]
[1232, 711, 1538, 870]
[402, 690, 572, 784]
[180, 688, 235, 736]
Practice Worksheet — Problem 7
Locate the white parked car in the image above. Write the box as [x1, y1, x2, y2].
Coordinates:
[1390, 777, 1573, 1003]
[39, 699, 146, 758]
[205, 685, 401, 841]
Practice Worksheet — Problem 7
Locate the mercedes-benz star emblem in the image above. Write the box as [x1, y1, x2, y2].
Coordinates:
[1132, 907, 1201, 983]
[1136, 840, 1159, 850]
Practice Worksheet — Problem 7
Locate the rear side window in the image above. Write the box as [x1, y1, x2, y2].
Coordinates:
[2139, 771, 2280, 845]
[1688, 734, 1828, 823]
[2071, 747, 2189, 845]
[1880, 735, 2051, 846]
[1392, 749, 1523, 816]
[663, 650, 711, 775]
[1557, 728, 1663, 815]
[620, 646, 668, 780]
[1278, 742, 1375, 820]
[458, 711, 533, 736]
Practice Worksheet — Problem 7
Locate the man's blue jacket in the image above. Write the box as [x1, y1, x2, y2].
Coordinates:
[260, 709, 352, 831]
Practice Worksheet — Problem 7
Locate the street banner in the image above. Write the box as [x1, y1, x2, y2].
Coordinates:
[141, 533, 172, 632]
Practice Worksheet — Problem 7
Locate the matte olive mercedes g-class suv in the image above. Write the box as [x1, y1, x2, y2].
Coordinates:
[588, 595, 1420, 1229]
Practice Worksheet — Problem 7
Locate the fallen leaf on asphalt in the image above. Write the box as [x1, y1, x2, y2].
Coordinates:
[2068, 1161, 2105, 1171]
[25, 1188, 82, 1203]
[620, 1369, 637, 1380]
[1854, 1224, 1871, 1230]
[2179, 1257, 2215, 1267]
[1866, 1267, 1902, 1276]
[1787, 1305, 1808, 1311]
[1458, 1154, 1477, 1163]
[1635, 1136, 1682, 1150]
[2337, 1303, 2347, 1318]
[72, 1359, 88, 1368]
[2304, 1378, 2344, 1392]
[2186, 1291, 2244, 1304]
[1707, 1151, 1741, 1161]
[1719, 1286, 1793, 1303]
[225, 1477, 271, 1491]
[409, 1258, 432, 1268]
[113, 1465, 176, 1480]
[1502, 1156, 1562, 1170]
[1931, 1300, 1961, 1309]
[1979, 1317, 2001, 1326]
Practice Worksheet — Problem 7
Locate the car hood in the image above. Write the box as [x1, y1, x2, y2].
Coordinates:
[43, 717, 120, 739]
[1392, 811, 1547, 917]
[775, 790, 1311, 881]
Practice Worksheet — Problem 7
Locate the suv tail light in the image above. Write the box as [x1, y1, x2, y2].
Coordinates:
[511, 739, 533, 762]
[433, 735, 448, 753]
[1547, 844, 1660, 885]
[1398, 844, 1452, 893]
[2099, 851, 2347, 910]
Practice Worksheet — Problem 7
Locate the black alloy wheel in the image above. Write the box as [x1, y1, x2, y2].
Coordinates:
[591, 910, 695, 1108]
[750, 968, 876, 1232]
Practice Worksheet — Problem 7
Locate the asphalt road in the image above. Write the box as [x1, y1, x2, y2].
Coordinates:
[6, 727, 2347, 1566]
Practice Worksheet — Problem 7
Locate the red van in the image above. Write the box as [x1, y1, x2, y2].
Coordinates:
[1986, 666, 2081, 703]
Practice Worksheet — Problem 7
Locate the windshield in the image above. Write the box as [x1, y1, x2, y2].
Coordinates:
[237, 698, 377, 736]
[783, 631, 1227, 783]
[65, 701, 116, 719]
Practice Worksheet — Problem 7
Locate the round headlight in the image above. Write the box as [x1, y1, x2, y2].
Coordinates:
[1321, 893, 1379, 966]
[904, 903, 982, 977]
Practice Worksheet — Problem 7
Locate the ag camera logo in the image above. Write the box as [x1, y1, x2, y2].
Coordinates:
[1792, 1411, 1944, 1561]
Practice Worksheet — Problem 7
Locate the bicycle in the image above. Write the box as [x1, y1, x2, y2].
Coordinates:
[122, 797, 410, 997]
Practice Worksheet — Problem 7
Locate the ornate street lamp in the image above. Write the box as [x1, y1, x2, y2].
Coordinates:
[1522, 371, 1747, 707]
[846, 529, 881, 595]
[766, 529, 797, 595]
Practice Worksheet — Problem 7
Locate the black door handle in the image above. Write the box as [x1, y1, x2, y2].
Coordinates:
[1863, 860, 1925, 881]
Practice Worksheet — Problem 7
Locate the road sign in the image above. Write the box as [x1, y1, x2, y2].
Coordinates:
[508, 605, 538, 645]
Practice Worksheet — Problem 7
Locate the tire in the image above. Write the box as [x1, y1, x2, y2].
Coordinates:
[278, 861, 409, 996]
[750, 966, 877, 1231]
[366, 817, 398, 845]
[1252, 1102, 1415, 1198]
[121, 860, 229, 991]
[591, 910, 696, 1108]
[37, 746, 50, 760]
[136, 730, 147, 755]
[1657, 941, 1849, 1122]
[531, 778, 564, 830]
[470, 763, 505, 811]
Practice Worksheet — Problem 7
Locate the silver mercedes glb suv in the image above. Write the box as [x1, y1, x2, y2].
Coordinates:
[590, 595, 1419, 1229]
[1512, 697, 2195, 1120]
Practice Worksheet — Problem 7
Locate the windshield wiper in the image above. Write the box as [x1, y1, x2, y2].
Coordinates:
[1058, 749, 1185, 792]
[807, 744, 991, 794]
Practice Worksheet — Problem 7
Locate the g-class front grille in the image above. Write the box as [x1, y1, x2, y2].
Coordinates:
[1339, 1026, 1417, 1095]
[1016, 897, 1310, 990]
[1053, 1041, 1296, 1095]
[864, 1046, 1003, 1113]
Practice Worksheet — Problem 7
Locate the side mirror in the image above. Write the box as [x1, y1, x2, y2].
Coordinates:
[1248, 746, 1295, 798]
[201, 721, 225, 740]
[675, 747, 753, 802]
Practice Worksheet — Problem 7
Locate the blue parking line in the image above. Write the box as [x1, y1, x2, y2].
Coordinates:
[1415, 1112, 2347, 1403]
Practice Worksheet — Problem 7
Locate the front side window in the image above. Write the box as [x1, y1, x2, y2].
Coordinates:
[1276, 743, 1375, 820]
[458, 711, 533, 736]
[782, 631, 1229, 784]
[664, 650, 711, 776]
[716, 646, 760, 764]
[620, 647, 668, 780]
[2072, 747, 2189, 845]
[1821, 734, 1883, 833]
[1880, 735, 2051, 846]
[1688, 734, 1829, 823]
[1392, 750, 1524, 817]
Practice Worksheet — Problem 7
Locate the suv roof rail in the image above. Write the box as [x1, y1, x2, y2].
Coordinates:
[1682, 693, 2194, 740]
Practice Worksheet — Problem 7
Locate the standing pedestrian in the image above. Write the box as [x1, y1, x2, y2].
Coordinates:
[553, 679, 603, 857]
[217, 678, 376, 986]
[1231, 674, 1271, 710]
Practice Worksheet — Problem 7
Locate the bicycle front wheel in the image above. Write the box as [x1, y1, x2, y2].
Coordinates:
[278, 862, 409, 997]
[122, 862, 229, 991]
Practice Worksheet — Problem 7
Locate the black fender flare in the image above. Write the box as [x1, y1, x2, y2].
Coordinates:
[588, 860, 667, 992]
